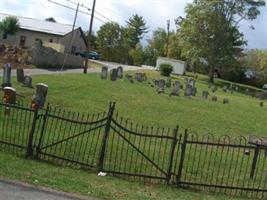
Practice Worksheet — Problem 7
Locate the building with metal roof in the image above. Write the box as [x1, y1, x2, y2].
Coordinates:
[0, 13, 87, 53]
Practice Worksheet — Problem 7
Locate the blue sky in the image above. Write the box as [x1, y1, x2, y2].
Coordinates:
[1, 0, 266, 49]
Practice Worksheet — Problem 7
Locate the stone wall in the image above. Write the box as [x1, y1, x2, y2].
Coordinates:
[29, 41, 83, 68]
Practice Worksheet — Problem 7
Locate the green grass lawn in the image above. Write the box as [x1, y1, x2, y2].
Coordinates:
[0, 71, 266, 199]
[10, 70, 267, 137]
[0, 151, 248, 200]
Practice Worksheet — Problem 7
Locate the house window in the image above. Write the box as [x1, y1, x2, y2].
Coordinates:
[49, 38, 53, 43]
[71, 46, 76, 54]
[19, 36, 26, 47]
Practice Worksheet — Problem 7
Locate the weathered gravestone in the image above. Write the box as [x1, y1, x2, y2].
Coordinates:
[125, 74, 134, 83]
[101, 66, 108, 79]
[135, 73, 143, 82]
[157, 79, 165, 94]
[16, 68, 25, 83]
[170, 81, 180, 96]
[2, 63, 12, 88]
[3, 87, 16, 115]
[24, 75, 33, 88]
[32, 83, 48, 109]
[222, 86, 228, 93]
[202, 90, 209, 99]
[184, 84, 193, 97]
[188, 79, 196, 88]
[117, 66, 123, 79]
[166, 78, 172, 88]
[212, 95, 218, 102]
[260, 102, 264, 107]
[223, 98, 229, 104]
[110, 68, 118, 81]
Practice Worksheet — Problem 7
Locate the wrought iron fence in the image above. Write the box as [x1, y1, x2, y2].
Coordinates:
[0, 102, 266, 199]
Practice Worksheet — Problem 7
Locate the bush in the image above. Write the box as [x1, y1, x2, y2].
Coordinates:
[159, 63, 173, 76]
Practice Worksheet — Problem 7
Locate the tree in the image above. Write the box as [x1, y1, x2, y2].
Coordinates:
[0, 16, 20, 39]
[177, 0, 265, 82]
[243, 49, 267, 86]
[143, 28, 167, 66]
[97, 22, 129, 63]
[129, 43, 144, 66]
[126, 14, 148, 48]
[45, 17, 56, 22]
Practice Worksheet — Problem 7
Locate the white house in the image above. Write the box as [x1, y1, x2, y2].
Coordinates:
[156, 57, 186, 75]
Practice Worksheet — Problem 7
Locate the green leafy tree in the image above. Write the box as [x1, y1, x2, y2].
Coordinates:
[143, 28, 167, 66]
[243, 49, 267, 86]
[97, 22, 129, 63]
[45, 17, 56, 22]
[129, 43, 144, 66]
[126, 14, 148, 48]
[177, 0, 265, 82]
[0, 16, 20, 39]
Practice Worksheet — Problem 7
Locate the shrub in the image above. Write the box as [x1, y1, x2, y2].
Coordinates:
[159, 63, 173, 76]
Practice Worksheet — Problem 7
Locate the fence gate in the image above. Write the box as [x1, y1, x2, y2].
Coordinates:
[35, 106, 107, 169]
[173, 133, 267, 199]
[100, 113, 182, 183]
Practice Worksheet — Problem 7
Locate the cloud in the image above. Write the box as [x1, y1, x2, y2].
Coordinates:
[1, 0, 266, 49]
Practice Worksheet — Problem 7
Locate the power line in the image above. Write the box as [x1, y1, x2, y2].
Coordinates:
[65, 0, 116, 23]
[47, 0, 107, 23]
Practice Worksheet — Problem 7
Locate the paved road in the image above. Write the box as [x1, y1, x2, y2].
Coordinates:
[0, 179, 101, 200]
[0, 60, 144, 77]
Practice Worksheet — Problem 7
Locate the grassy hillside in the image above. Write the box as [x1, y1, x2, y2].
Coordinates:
[10, 70, 266, 137]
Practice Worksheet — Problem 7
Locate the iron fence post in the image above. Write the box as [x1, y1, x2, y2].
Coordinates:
[176, 129, 188, 186]
[250, 145, 260, 179]
[26, 107, 39, 158]
[36, 104, 50, 159]
[98, 102, 116, 172]
[166, 125, 179, 184]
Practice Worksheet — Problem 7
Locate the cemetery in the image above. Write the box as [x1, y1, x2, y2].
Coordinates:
[1, 63, 267, 199]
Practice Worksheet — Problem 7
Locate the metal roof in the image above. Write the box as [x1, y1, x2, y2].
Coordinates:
[0, 13, 78, 36]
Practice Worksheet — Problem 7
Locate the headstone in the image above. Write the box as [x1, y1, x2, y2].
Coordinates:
[24, 75, 33, 88]
[2, 63, 12, 88]
[170, 81, 180, 96]
[125, 74, 134, 83]
[117, 66, 123, 79]
[110, 68, 118, 81]
[101, 66, 108, 79]
[222, 86, 228, 93]
[202, 90, 209, 99]
[3, 87, 16, 104]
[3, 87, 16, 115]
[256, 92, 267, 100]
[157, 79, 165, 94]
[32, 83, 48, 109]
[235, 86, 239, 91]
[135, 73, 143, 82]
[260, 102, 264, 107]
[245, 88, 249, 95]
[184, 84, 193, 97]
[212, 95, 217, 102]
[16, 68, 25, 83]
[223, 98, 229, 104]
[166, 78, 172, 88]
[154, 79, 160, 87]
[188, 79, 196, 88]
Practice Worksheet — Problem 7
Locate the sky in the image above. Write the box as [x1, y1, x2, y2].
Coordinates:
[1, 0, 266, 49]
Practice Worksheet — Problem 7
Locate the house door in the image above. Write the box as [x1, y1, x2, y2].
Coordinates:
[19, 36, 26, 47]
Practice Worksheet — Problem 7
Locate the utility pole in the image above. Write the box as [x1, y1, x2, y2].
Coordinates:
[165, 19, 170, 57]
[61, 2, 79, 71]
[83, 0, 96, 74]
